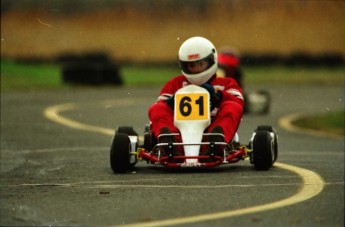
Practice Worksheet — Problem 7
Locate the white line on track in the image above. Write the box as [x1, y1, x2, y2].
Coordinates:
[43, 101, 326, 226]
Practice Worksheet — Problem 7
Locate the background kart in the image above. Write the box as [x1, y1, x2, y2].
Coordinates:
[217, 50, 271, 115]
[110, 85, 278, 173]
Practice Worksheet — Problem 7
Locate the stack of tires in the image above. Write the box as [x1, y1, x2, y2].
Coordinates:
[59, 52, 123, 85]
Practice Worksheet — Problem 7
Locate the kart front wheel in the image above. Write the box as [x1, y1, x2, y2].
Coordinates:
[117, 126, 138, 136]
[116, 126, 138, 167]
[253, 131, 274, 170]
[256, 125, 278, 163]
[110, 133, 131, 173]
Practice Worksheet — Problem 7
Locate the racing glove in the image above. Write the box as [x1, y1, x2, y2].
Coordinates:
[200, 83, 223, 110]
[165, 95, 175, 109]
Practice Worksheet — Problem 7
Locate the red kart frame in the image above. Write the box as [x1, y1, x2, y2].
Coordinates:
[137, 137, 251, 168]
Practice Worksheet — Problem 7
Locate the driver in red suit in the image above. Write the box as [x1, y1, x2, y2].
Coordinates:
[148, 37, 244, 153]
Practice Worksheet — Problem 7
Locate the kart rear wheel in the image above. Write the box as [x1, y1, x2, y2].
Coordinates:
[253, 131, 274, 170]
[143, 124, 153, 151]
[256, 125, 278, 163]
[143, 124, 158, 152]
[110, 133, 131, 173]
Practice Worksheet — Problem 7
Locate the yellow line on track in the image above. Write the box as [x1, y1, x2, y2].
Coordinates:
[114, 162, 324, 227]
[44, 103, 114, 136]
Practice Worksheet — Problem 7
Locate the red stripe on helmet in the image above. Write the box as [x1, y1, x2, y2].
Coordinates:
[188, 54, 201, 60]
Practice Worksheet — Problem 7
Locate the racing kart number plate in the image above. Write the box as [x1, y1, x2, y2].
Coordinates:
[175, 93, 209, 121]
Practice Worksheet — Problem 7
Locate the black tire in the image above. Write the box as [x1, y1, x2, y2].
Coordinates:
[110, 133, 131, 173]
[117, 126, 139, 167]
[143, 132, 151, 151]
[117, 126, 138, 136]
[144, 124, 150, 133]
[256, 125, 274, 132]
[143, 124, 155, 151]
[256, 125, 278, 163]
[253, 131, 274, 170]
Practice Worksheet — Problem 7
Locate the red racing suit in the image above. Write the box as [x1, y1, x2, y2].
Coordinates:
[148, 74, 244, 143]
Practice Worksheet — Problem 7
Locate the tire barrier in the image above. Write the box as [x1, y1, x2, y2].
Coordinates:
[58, 52, 123, 85]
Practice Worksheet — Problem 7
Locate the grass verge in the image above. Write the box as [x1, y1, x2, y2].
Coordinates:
[1, 60, 63, 91]
[244, 66, 345, 85]
[293, 110, 345, 137]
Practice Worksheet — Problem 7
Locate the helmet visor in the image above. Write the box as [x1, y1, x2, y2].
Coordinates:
[180, 53, 215, 74]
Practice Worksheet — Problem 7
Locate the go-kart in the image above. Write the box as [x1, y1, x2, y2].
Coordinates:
[110, 85, 278, 173]
[244, 90, 271, 114]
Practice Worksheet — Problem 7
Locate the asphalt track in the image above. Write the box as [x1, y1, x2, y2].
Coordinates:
[1, 84, 344, 227]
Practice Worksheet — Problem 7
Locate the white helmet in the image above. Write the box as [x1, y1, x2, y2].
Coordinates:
[178, 37, 218, 85]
